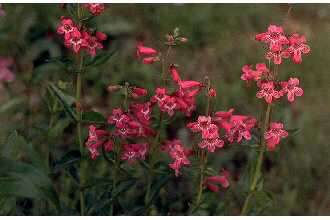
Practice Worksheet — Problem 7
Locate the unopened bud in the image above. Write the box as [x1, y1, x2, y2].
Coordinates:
[107, 85, 122, 92]
[179, 37, 188, 43]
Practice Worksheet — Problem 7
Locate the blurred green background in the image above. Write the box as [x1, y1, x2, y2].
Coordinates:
[0, 4, 329, 215]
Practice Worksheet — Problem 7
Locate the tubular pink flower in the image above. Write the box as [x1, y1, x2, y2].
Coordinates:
[85, 125, 113, 160]
[57, 16, 78, 40]
[121, 143, 148, 163]
[280, 77, 304, 102]
[255, 24, 289, 52]
[264, 122, 288, 151]
[204, 170, 230, 192]
[84, 3, 105, 16]
[198, 138, 224, 152]
[82, 31, 104, 57]
[161, 139, 191, 176]
[169, 65, 181, 83]
[131, 87, 147, 98]
[256, 81, 282, 104]
[284, 33, 311, 64]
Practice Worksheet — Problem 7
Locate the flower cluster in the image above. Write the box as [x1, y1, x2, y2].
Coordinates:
[241, 24, 309, 150]
[83, 3, 105, 16]
[57, 15, 107, 56]
[0, 57, 15, 87]
[108, 104, 154, 138]
[86, 86, 154, 161]
[151, 65, 202, 117]
[187, 109, 256, 152]
[256, 24, 310, 64]
[161, 139, 192, 176]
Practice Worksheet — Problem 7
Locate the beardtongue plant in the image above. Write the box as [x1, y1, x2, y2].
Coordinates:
[50, 3, 309, 215]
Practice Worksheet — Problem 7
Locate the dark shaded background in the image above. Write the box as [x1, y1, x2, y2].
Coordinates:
[0, 4, 329, 215]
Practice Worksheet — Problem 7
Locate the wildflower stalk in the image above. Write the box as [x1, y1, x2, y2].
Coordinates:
[240, 103, 272, 215]
[144, 45, 171, 210]
[75, 4, 85, 216]
[191, 76, 211, 213]
[110, 141, 121, 215]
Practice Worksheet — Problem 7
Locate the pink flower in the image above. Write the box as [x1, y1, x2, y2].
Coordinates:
[0, 57, 15, 83]
[265, 50, 288, 65]
[256, 81, 282, 104]
[142, 56, 160, 64]
[129, 102, 152, 125]
[169, 65, 181, 83]
[224, 115, 257, 143]
[208, 88, 217, 97]
[204, 170, 230, 192]
[151, 87, 168, 104]
[283, 33, 311, 64]
[82, 31, 104, 57]
[64, 29, 83, 53]
[264, 122, 288, 151]
[121, 143, 148, 163]
[178, 80, 202, 90]
[95, 31, 107, 41]
[241, 63, 269, 82]
[85, 125, 113, 160]
[187, 115, 212, 133]
[255, 24, 289, 52]
[280, 77, 304, 102]
[131, 87, 147, 98]
[136, 42, 158, 57]
[161, 139, 191, 176]
[84, 3, 105, 16]
[136, 42, 159, 65]
[161, 96, 177, 116]
[57, 16, 78, 40]
[199, 138, 224, 152]
[201, 123, 219, 139]
[108, 108, 154, 138]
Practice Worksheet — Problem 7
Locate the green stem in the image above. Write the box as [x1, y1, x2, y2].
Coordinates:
[144, 45, 171, 212]
[190, 77, 212, 214]
[76, 56, 85, 216]
[240, 104, 272, 215]
[110, 143, 120, 215]
[75, 4, 86, 216]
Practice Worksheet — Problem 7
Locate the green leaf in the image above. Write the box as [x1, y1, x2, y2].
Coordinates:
[85, 50, 116, 67]
[0, 97, 24, 114]
[287, 128, 301, 137]
[48, 119, 71, 140]
[0, 157, 60, 210]
[146, 175, 171, 207]
[248, 190, 274, 215]
[82, 111, 106, 124]
[87, 179, 136, 215]
[47, 82, 77, 122]
[2, 131, 44, 170]
[53, 150, 81, 173]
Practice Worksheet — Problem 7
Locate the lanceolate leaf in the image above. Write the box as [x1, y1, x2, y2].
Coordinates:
[2, 131, 45, 171]
[87, 179, 136, 215]
[82, 111, 106, 124]
[47, 82, 77, 122]
[85, 49, 116, 67]
[53, 150, 81, 173]
[146, 175, 171, 207]
[0, 157, 60, 211]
